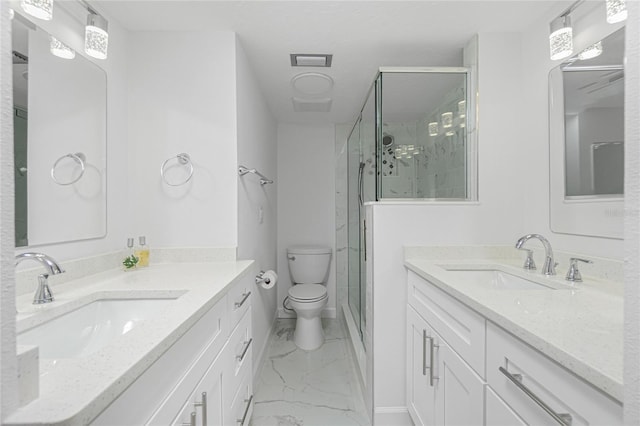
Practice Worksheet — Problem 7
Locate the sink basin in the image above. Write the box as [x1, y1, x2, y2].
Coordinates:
[18, 298, 175, 359]
[440, 267, 565, 290]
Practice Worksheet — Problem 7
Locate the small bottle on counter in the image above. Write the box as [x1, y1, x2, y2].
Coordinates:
[123, 237, 138, 270]
[135, 236, 150, 267]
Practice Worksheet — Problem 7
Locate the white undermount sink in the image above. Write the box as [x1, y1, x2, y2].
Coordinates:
[18, 298, 176, 359]
[439, 266, 570, 290]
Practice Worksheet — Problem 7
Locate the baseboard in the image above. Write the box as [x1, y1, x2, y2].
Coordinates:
[253, 311, 278, 385]
[374, 407, 412, 426]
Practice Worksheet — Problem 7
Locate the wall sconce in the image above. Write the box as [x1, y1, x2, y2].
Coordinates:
[395, 145, 422, 160]
[549, 14, 573, 60]
[578, 41, 603, 60]
[457, 100, 466, 119]
[85, 12, 108, 59]
[606, 0, 627, 23]
[50, 35, 75, 59]
[21, 0, 53, 20]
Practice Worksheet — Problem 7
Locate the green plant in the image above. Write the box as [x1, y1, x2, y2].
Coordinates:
[123, 254, 139, 269]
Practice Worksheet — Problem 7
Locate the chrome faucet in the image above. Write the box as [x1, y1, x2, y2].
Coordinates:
[515, 234, 556, 276]
[15, 252, 65, 304]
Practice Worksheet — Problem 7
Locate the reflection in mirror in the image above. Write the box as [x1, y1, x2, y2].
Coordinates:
[562, 29, 624, 197]
[12, 14, 107, 247]
[549, 27, 624, 239]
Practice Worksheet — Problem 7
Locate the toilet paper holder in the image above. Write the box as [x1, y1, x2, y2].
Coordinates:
[256, 270, 272, 285]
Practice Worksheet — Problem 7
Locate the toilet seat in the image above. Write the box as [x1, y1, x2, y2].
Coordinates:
[288, 284, 327, 303]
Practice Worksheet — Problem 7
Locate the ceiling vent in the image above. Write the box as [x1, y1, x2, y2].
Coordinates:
[290, 54, 333, 67]
[292, 97, 332, 112]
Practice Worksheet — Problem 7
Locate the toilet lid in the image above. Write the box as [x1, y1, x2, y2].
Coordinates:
[288, 284, 327, 302]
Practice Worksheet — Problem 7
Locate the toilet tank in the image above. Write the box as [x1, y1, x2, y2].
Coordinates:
[287, 246, 332, 284]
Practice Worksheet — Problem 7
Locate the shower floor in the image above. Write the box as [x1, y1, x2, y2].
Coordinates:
[250, 318, 370, 426]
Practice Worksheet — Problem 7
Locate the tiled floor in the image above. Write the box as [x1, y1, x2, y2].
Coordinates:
[250, 319, 370, 426]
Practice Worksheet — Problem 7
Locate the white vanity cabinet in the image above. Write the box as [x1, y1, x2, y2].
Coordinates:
[92, 276, 254, 426]
[407, 306, 484, 426]
[406, 269, 623, 426]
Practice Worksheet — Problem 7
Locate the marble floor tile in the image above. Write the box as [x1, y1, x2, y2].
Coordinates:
[250, 319, 370, 426]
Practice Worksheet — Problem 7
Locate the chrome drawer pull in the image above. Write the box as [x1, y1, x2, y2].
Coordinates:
[499, 367, 572, 425]
[428, 336, 439, 387]
[234, 291, 251, 309]
[181, 412, 196, 426]
[193, 392, 207, 426]
[236, 338, 253, 361]
[236, 395, 254, 425]
[422, 330, 428, 376]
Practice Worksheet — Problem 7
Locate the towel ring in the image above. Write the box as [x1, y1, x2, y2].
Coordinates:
[51, 152, 86, 185]
[161, 153, 194, 186]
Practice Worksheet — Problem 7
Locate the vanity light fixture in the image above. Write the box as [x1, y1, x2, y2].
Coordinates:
[20, 0, 53, 20]
[428, 122, 439, 136]
[50, 36, 75, 59]
[578, 41, 603, 60]
[85, 12, 108, 60]
[606, 0, 627, 23]
[549, 14, 573, 60]
[458, 100, 466, 118]
[441, 112, 453, 129]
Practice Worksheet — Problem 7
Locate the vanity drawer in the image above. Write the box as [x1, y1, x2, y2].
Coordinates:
[226, 309, 253, 398]
[228, 276, 252, 330]
[407, 270, 485, 377]
[226, 366, 253, 426]
[486, 322, 622, 426]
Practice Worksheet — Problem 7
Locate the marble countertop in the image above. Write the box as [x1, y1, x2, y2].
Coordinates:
[404, 255, 623, 402]
[6, 261, 253, 425]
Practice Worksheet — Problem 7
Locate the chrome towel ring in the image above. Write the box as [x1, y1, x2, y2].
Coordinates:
[161, 153, 194, 186]
[51, 152, 86, 185]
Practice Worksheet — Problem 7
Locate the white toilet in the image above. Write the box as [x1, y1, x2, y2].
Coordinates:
[286, 245, 332, 351]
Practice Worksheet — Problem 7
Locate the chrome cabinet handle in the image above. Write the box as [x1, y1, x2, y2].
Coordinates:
[428, 336, 439, 387]
[181, 412, 196, 426]
[288, 255, 296, 261]
[236, 338, 253, 362]
[234, 291, 251, 309]
[193, 392, 207, 426]
[499, 366, 572, 425]
[422, 330, 428, 376]
[236, 395, 253, 425]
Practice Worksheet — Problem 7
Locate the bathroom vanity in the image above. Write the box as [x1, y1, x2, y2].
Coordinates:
[7, 261, 256, 426]
[405, 254, 623, 426]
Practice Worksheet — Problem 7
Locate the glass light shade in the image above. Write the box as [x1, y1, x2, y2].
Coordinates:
[50, 36, 75, 59]
[442, 112, 453, 128]
[606, 0, 627, 23]
[428, 122, 439, 136]
[85, 14, 108, 60]
[21, 0, 52, 20]
[578, 41, 603, 60]
[549, 26, 573, 60]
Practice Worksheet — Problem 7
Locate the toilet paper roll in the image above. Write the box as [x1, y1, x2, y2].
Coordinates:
[260, 270, 278, 290]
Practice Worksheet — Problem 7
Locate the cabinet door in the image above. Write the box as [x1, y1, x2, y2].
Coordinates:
[486, 386, 526, 426]
[171, 355, 225, 426]
[406, 306, 436, 426]
[435, 339, 485, 426]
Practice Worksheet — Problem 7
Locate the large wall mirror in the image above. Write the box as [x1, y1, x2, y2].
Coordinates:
[12, 14, 107, 247]
[549, 27, 624, 239]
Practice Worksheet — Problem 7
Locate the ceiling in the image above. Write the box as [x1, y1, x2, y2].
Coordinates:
[95, 1, 565, 125]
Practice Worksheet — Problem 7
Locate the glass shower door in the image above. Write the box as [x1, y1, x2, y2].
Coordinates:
[347, 119, 362, 335]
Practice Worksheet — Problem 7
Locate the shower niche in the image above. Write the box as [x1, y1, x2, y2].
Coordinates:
[343, 67, 477, 346]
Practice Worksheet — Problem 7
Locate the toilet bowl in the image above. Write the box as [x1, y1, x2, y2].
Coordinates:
[286, 246, 332, 351]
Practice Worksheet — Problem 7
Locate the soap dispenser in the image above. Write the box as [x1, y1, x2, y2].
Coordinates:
[123, 237, 138, 270]
[135, 236, 150, 267]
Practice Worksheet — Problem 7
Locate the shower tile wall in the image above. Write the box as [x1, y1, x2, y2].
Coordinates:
[381, 122, 417, 198]
[335, 126, 349, 307]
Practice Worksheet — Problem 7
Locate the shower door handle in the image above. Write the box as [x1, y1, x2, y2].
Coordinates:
[358, 162, 365, 205]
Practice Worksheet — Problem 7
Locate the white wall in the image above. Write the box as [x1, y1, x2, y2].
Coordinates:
[12, 2, 129, 262]
[520, 1, 624, 258]
[235, 37, 278, 374]
[369, 32, 526, 422]
[277, 124, 336, 318]
[126, 31, 237, 249]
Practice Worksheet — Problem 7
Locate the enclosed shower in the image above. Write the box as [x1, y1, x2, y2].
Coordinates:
[337, 67, 476, 358]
